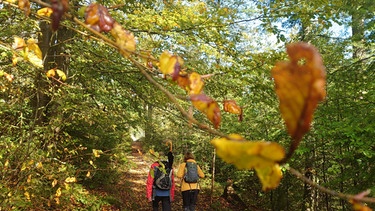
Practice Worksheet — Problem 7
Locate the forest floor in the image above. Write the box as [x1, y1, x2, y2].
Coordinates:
[99, 141, 258, 211]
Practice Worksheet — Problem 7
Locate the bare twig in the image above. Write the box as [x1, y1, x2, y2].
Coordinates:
[287, 166, 375, 204]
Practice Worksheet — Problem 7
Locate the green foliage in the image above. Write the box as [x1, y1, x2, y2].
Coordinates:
[0, 0, 374, 210]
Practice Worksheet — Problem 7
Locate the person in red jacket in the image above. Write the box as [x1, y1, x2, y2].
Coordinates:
[146, 150, 175, 211]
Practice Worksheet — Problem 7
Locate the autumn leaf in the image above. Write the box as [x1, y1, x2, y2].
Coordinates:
[64, 177, 77, 183]
[12, 36, 26, 50]
[158, 51, 183, 76]
[56, 69, 67, 81]
[223, 100, 242, 115]
[211, 134, 285, 191]
[4, 73, 14, 82]
[85, 3, 115, 32]
[188, 72, 204, 94]
[110, 22, 136, 57]
[190, 94, 221, 128]
[92, 149, 102, 158]
[350, 201, 373, 211]
[51, 0, 69, 31]
[272, 42, 326, 144]
[46, 68, 56, 78]
[18, 0, 31, 16]
[55, 187, 61, 197]
[349, 190, 373, 211]
[26, 52, 43, 68]
[46, 68, 66, 81]
[27, 38, 42, 59]
[206, 100, 221, 129]
[37, 7, 53, 17]
[175, 70, 190, 90]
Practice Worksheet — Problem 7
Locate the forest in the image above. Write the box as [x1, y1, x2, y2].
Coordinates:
[0, 0, 374, 210]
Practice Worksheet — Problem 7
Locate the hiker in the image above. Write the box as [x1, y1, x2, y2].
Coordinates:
[146, 143, 175, 211]
[177, 152, 205, 211]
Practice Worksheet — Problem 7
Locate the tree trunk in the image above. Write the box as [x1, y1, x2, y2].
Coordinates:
[211, 148, 216, 203]
[34, 21, 72, 125]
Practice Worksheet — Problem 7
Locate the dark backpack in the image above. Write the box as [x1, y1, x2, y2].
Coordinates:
[154, 161, 172, 190]
[184, 162, 199, 183]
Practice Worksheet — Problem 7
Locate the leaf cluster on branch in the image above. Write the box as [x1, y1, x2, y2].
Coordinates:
[1, 0, 374, 210]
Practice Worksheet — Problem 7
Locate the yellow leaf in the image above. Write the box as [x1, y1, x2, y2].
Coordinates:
[56, 69, 67, 81]
[4, 159, 9, 168]
[149, 149, 155, 155]
[52, 179, 58, 187]
[37, 7, 53, 17]
[211, 134, 285, 191]
[26, 52, 43, 68]
[27, 38, 43, 59]
[12, 54, 18, 66]
[24, 191, 31, 201]
[110, 22, 136, 57]
[12, 36, 26, 50]
[255, 164, 283, 191]
[159, 51, 173, 74]
[36, 162, 43, 169]
[55, 187, 61, 197]
[6, 0, 17, 3]
[89, 160, 96, 168]
[65, 177, 77, 183]
[86, 171, 91, 178]
[158, 51, 183, 75]
[189, 72, 204, 94]
[27, 175, 32, 183]
[21, 163, 27, 171]
[92, 149, 101, 158]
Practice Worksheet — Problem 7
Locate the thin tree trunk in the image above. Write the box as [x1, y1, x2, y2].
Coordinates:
[211, 148, 216, 203]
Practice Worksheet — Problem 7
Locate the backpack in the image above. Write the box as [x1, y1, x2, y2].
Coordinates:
[153, 161, 172, 190]
[184, 161, 199, 183]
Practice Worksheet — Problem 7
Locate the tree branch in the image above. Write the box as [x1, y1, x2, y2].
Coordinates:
[287, 166, 375, 204]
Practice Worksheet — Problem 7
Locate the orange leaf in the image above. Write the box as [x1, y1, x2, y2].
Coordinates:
[46, 68, 56, 78]
[350, 201, 372, 211]
[190, 94, 221, 128]
[349, 190, 373, 211]
[12, 36, 26, 50]
[175, 71, 189, 90]
[206, 100, 221, 129]
[223, 100, 242, 115]
[18, 0, 31, 16]
[271, 42, 326, 141]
